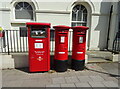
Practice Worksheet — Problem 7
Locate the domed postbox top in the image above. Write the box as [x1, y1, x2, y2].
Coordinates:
[53, 25, 71, 30]
[71, 26, 89, 30]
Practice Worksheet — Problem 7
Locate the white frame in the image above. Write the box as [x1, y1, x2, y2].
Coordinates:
[15, 2, 33, 20]
[11, 0, 36, 22]
[71, 4, 88, 26]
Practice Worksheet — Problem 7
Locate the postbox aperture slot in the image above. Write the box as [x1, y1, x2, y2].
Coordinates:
[31, 28, 47, 38]
[58, 29, 68, 34]
[77, 31, 86, 34]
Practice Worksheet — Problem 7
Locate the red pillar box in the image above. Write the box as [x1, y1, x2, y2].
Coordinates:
[53, 25, 70, 72]
[71, 26, 89, 71]
[26, 22, 51, 72]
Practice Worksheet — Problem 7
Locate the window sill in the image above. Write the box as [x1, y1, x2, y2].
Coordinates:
[11, 20, 34, 24]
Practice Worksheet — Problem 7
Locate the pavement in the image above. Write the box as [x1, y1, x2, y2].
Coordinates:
[1, 62, 120, 88]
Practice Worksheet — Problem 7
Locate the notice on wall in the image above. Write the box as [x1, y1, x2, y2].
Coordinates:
[79, 37, 83, 43]
[35, 43, 43, 49]
[60, 36, 65, 43]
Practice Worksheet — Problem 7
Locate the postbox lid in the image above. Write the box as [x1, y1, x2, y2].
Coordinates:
[26, 22, 51, 28]
[71, 26, 89, 30]
[53, 25, 71, 30]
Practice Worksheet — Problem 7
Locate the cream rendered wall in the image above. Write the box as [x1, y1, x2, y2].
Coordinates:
[36, 13, 70, 26]
[89, 1, 111, 50]
[35, 2, 71, 26]
[108, 2, 119, 50]
[0, 2, 11, 29]
[36, 2, 71, 11]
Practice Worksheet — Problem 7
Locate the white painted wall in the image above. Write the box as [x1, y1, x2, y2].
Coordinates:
[0, 0, 119, 51]
[108, 2, 119, 50]
[36, 13, 70, 26]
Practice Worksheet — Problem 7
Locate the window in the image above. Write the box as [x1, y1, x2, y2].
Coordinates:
[20, 27, 27, 37]
[15, 2, 33, 20]
[118, 2, 120, 31]
[72, 5, 87, 26]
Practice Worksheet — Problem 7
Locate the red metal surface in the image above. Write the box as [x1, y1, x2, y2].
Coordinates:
[53, 25, 71, 29]
[53, 25, 70, 61]
[72, 26, 89, 60]
[0, 32, 3, 37]
[26, 22, 50, 27]
[26, 22, 50, 72]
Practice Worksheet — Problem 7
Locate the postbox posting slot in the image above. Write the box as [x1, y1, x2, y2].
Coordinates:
[59, 32, 67, 34]
[31, 28, 47, 38]
[58, 29, 68, 34]
[60, 36, 65, 43]
[77, 31, 86, 35]
[79, 36, 83, 43]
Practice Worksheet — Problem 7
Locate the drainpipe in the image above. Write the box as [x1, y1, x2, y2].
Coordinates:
[106, 5, 113, 50]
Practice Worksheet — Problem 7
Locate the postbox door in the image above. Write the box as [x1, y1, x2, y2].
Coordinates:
[30, 39, 48, 71]
[72, 31, 86, 60]
[54, 30, 68, 60]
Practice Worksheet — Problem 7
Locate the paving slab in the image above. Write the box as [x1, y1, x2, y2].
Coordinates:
[21, 79, 46, 87]
[90, 76, 105, 82]
[2, 62, 119, 88]
[102, 81, 119, 87]
[46, 84, 61, 87]
[88, 81, 105, 87]
[2, 80, 23, 87]
[52, 77, 66, 84]
[75, 82, 91, 87]
[77, 76, 93, 82]
[65, 76, 80, 83]
[61, 83, 76, 87]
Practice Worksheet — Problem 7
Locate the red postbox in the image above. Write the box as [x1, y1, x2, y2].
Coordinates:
[71, 26, 89, 71]
[53, 25, 70, 72]
[26, 22, 50, 72]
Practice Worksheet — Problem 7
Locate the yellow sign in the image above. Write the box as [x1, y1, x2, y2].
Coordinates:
[0, 27, 3, 31]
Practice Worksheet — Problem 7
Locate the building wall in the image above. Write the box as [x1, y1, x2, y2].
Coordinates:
[0, 0, 119, 51]
[108, 2, 119, 50]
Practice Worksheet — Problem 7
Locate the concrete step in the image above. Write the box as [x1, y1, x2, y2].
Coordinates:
[86, 51, 119, 63]
[0, 54, 15, 69]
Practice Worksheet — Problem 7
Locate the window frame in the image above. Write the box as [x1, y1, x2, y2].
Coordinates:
[13, 2, 35, 21]
[71, 4, 88, 26]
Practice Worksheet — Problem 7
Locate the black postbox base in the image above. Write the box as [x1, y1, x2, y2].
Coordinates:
[54, 60, 68, 72]
[71, 59, 85, 71]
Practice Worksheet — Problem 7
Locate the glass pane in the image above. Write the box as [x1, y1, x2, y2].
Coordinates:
[15, 10, 33, 19]
[78, 10, 82, 21]
[71, 23, 87, 26]
[17, 2, 23, 8]
[83, 13, 87, 21]
[15, 5, 21, 10]
[27, 5, 33, 10]
[81, 23, 87, 26]
[71, 23, 77, 27]
[81, 5, 85, 10]
[31, 28, 47, 38]
[24, 2, 29, 7]
[72, 11, 76, 21]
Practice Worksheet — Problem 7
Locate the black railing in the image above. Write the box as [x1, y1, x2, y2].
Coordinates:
[112, 31, 120, 54]
[0, 30, 73, 54]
